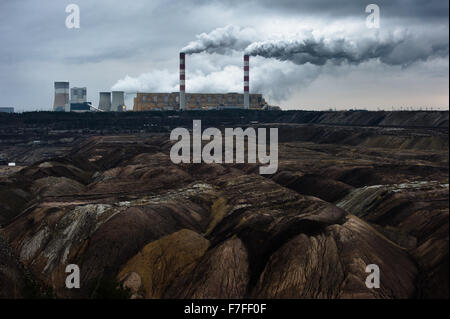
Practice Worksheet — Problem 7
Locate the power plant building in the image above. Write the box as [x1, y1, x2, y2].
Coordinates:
[53, 53, 268, 112]
[133, 52, 266, 111]
[70, 87, 87, 103]
[133, 92, 266, 111]
[53, 82, 70, 112]
[68, 87, 90, 112]
[133, 53, 268, 111]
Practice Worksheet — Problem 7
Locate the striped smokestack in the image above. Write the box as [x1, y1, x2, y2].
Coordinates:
[180, 52, 186, 110]
[244, 55, 249, 109]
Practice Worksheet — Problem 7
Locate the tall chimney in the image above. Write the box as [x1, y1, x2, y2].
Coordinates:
[180, 52, 186, 110]
[244, 55, 249, 109]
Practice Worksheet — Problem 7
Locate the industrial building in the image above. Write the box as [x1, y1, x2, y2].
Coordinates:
[53, 82, 70, 112]
[133, 92, 266, 111]
[70, 87, 87, 104]
[0, 107, 14, 113]
[133, 53, 268, 111]
[69, 87, 91, 112]
[53, 53, 270, 112]
[69, 102, 91, 112]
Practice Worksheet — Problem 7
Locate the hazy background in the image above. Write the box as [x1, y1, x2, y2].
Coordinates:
[0, 0, 448, 111]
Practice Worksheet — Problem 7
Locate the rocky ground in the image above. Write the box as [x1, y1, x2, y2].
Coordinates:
[0, 111, 448, 299]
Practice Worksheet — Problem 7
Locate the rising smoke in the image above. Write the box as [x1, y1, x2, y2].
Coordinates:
[245, 34, 449, 67]
[181, 25, 448, 67]
[181, 25, 255, 55]
[112, 24, 448, 104]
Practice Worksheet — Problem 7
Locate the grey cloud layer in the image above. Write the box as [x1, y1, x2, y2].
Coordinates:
[0, 0, 448, 110]
[213, 0, 449, 19]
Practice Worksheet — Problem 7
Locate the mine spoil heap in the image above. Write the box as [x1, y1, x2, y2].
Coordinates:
[0, 110, 448, 299]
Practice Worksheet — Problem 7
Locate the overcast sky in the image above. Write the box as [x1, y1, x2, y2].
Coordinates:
[0, 0, 448, 111]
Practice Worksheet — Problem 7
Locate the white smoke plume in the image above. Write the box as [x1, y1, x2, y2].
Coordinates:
[112, 65, 242, 94]
[112, 69, 178, 92]
[112, 24, 448, 107]
[244, 32, 449, 67]
[111, 57, 320, 103]
[181, 25, 255, 55]
[181, 25, 448, 67]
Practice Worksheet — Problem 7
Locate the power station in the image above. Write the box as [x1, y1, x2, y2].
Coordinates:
[53, 52, 273, 112]
[133, 53, 268, 111]
[134, 92, 265, 111]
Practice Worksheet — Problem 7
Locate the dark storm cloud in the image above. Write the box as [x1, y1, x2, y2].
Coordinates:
[212, 0, 449, 19]
[1, 0, 447, 65]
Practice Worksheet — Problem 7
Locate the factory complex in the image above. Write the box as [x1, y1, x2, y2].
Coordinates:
[53, 83, 126, 112]
[51, 53, 275, 112]
[133, 92, 266, 111]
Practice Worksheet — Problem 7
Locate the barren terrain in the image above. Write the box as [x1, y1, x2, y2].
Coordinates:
[0, 110, 448, 299]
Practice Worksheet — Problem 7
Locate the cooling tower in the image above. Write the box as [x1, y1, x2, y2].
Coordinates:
[99, 92, 111, 112]
[53, 82, 70, 112]
[112, 91, 125, 112]
[180, 52, 185, 110]
[244, 55, 249, 109]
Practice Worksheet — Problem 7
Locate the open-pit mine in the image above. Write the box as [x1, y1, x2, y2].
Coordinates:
[0, 110, 448, 299]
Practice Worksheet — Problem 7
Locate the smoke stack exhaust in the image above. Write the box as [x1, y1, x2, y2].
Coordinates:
[180, 52, 185, 110]
[244, 55, 249, 109]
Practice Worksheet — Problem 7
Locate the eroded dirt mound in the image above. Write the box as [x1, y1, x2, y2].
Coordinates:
[0, 122, 447, 299]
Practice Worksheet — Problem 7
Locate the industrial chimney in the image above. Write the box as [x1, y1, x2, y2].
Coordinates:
[180, 52, 185, 110]
[99, 92, 111, 111]
[112, 91, 125, 112]
[244, 55, 249, 109]
[53, 82, 70, 112]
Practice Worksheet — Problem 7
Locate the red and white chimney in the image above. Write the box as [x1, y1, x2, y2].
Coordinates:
[180, 52, 186, 110]
[244, 55, 249, 109]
